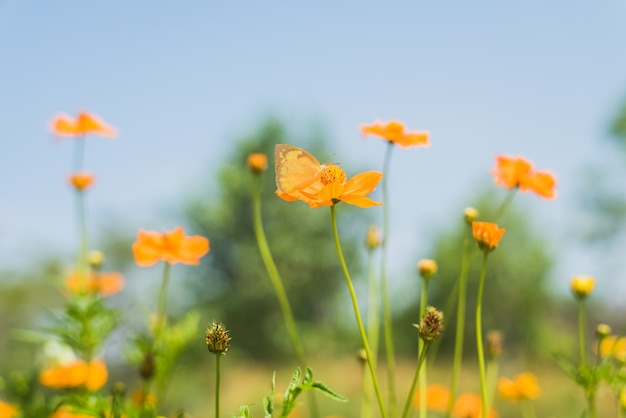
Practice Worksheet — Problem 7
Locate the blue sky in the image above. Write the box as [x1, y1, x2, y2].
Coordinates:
[2, 2, 626, 298]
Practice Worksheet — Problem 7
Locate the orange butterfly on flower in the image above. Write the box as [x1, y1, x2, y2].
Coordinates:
[50, 111, 117, 139]
[361, 120, 429, 148]
[491, 155, 556, 200]
[274, 144, 383, 208]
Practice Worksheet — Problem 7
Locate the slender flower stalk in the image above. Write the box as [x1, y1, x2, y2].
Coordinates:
[493, 188, 516, 222]
[156, 262, 171, 339]
[578, 301, 588, 366]
[251, 172, 307, 368]
[402, 341, 431, 418]
[206, 322, 231, 418]
[446, 226, 473, 417]
[418, 277, 429, 418]
[475, 252, 490, 418]
[472, 221, 505, 418]
[570, 276, 595, 365]
[380, 142, 397, 415]
[362, 227, 382, 418]
[403, 306, 444, 418]
[250, 166, 320, 418]
[330, 205, 387, 418]
[485, 355, 500, 410]
[214, 354, 222, 418]
[519, 401, 537, 418]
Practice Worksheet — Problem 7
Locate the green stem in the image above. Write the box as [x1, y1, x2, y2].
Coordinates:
[73, 135, 86, 172]
[578, 300, 587, 365]
[362, 248, 380, 418]
[587, 392, 597, 418]
[401, 341, 431, 418]
[331, 205, 387, 418]
[74, 189, 89, 289]
[475, 252, 490, 418]
[251, 174, 320, 418]
[485, 358, 499, 410]
[419, 279, 428, 418]
[215, 354, 221, 418]
[155, 261, 172, 353]
[380, 142, 397, 416]
[446, 229, 472, 417]
[519, 400, 537, 418]
[493, 188, 516, 222]
[251, 175, 307, 367]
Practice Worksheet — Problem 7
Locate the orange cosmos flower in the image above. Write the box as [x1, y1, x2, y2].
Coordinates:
[491, 155, 556, 199]
[361, 120, 430, 148]
[51, 111, 117, 139]
[472, 221, 505, 252]
[39, 358, 107, 391]
[65, 271, 124, 297]
[453, 393, 499, 418]
[0, 400, 18, 418]
[132, 227, 210, 267]
[497, 372, 540, 402]
[68, 172, 95, 191]
[412, 384, 451, 413]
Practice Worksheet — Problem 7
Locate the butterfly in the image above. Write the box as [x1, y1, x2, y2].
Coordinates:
[274, 144, 326, 194]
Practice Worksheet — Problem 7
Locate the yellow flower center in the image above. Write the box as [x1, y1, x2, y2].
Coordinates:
[319, 165, 346, 185]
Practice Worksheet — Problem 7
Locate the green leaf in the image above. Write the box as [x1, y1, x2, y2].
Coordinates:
[311, 381, 348, 402]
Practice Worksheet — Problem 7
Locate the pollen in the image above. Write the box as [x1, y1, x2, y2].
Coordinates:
[319, 165, 347, 185]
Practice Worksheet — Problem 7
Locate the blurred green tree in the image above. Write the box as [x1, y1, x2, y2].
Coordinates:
[185, 118, 364, 361]
[394, 189, 557, 359]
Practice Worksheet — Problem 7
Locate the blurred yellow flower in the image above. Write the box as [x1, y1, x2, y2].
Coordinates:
[498, 372, 540, 401]
[570, 276, 595, 300]
[39, 358, 107, 391]
[411, 384, 450, 413]
[0, 400, 18, 418]
[453, 393, 499, 418]
[65, 271, 124, 297]
[599, 335, 626, 362]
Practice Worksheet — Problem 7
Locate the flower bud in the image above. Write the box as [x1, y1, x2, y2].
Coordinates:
[570, 276, 595, 300]
[248, 153, 268, 174]
[68, 172, 95, 191]
[596, 324, 611, 340]
[414, 306, 444, 342]
[206, 322, 231, 355]
[365, 225, 382, 250]
[418, 259, 437, 280]
[464, 207, 479, 224]
[486, 330, 503, 359]
[356, 348, 367, 365]
[88, 250, 105, 270]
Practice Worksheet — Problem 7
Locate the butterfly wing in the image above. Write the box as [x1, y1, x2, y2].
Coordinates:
[275, 144, 323, 193]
